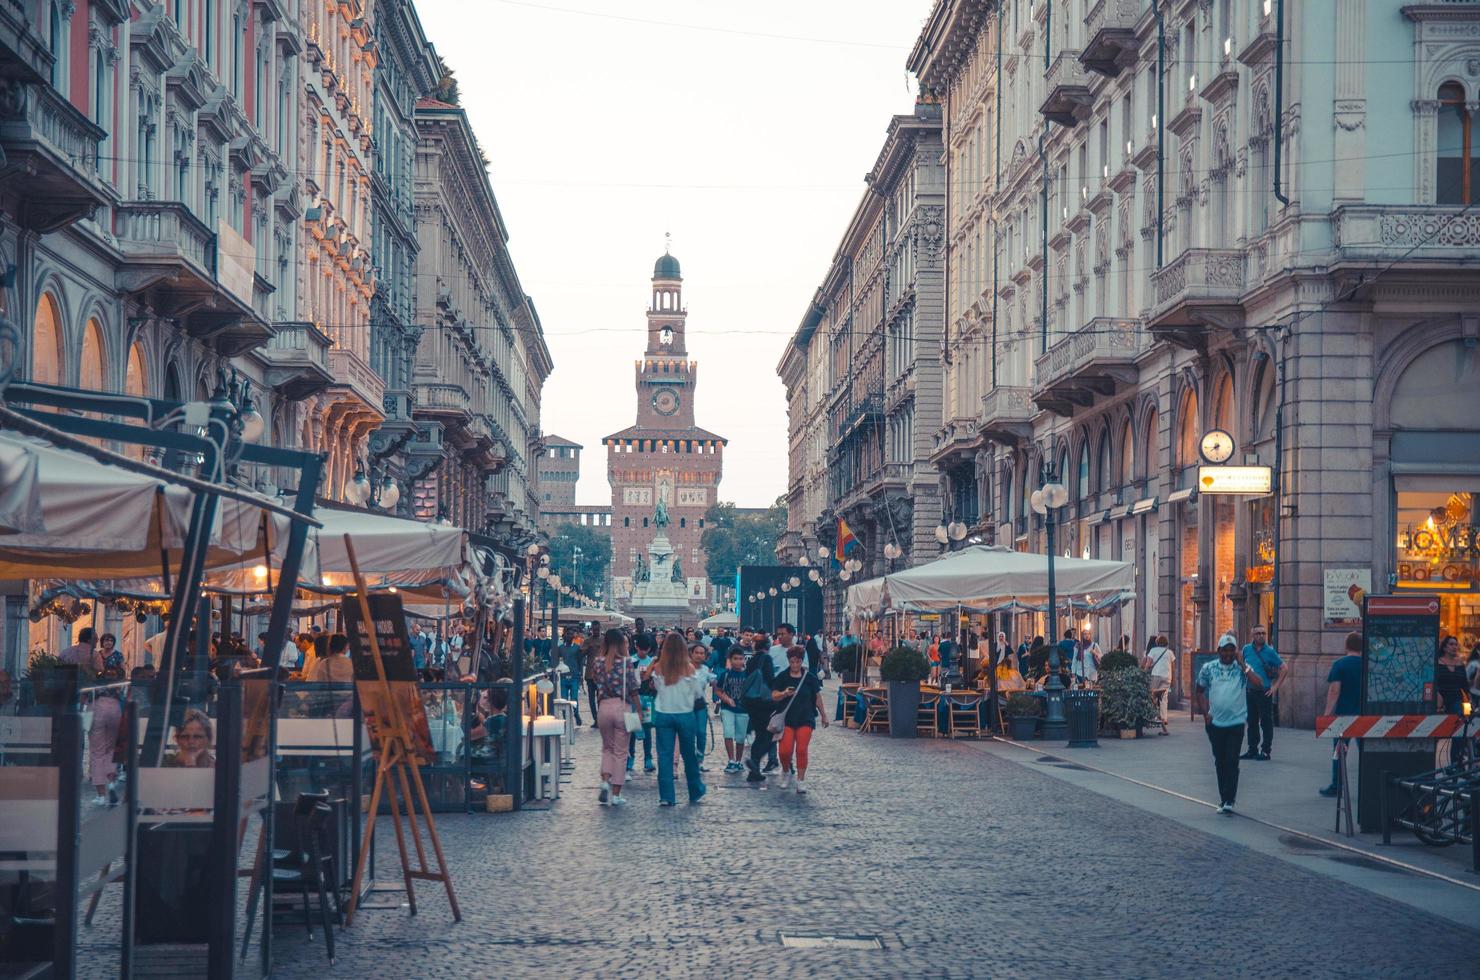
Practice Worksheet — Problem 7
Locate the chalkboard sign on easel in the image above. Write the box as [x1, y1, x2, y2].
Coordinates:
[1189, 652, 1217, 720]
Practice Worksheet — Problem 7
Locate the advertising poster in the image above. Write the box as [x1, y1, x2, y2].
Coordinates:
[342, 594, 435, 763]
[1323, 569, 1371, 629]
[1361, 594, 1439, 715]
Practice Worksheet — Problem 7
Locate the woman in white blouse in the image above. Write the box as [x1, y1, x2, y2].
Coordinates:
[650, 633, 708, 806]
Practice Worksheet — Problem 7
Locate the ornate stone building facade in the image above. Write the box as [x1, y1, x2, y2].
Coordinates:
[605, 254, 724, 622]
[365, 0, 438, 512]
[0, 0, 552, 672]
[899, 0, 1480, 725]
[410, 96, 548, 541]
[779, 104, 947, 627]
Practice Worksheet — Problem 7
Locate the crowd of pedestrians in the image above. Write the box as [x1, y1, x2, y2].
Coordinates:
[548, 621, 833, 806]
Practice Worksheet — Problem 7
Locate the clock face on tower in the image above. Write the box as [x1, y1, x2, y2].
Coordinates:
[652, 388, 680, 417]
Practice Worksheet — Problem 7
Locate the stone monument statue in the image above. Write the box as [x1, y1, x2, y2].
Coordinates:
[671, 557, 683, 583]
[654, 496, 670, 528]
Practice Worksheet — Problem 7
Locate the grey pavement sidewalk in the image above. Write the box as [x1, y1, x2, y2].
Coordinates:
[974, 711, 1480, 926]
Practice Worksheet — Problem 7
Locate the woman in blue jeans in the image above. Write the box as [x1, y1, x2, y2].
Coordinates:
[650, 633, 707, 806]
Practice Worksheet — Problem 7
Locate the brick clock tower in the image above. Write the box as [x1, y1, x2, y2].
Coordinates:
[604, 251, 726, 622]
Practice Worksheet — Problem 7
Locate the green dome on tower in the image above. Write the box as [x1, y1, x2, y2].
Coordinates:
[653, 253, 681, 279]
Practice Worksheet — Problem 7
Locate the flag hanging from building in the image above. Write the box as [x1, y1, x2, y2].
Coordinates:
[834, 518, 858, 565]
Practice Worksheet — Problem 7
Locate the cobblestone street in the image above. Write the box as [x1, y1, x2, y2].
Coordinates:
[244, 697, 1477, 978]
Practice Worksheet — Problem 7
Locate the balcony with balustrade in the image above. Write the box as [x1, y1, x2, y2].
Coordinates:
[1040, 50, 1093, 127]
[1330, 205, 1480, 268]
[1147, 248, 1246, 347]
[1032, 317, 1143, 417]
[1080, 0, 1143, 77]
[253, 321, 334, 401]
[0, 78, 116, 232]
[115, 201, 273, 355]
[979, 385, 1034, 445]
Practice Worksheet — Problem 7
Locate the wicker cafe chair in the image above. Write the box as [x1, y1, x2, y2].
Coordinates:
[858, 689, 889, 734]
[916, 693, 941, 738]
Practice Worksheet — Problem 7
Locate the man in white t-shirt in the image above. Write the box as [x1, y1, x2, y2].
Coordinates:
[769, 623, 796, 675]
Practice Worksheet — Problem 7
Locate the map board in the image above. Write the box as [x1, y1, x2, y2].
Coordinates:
[1361, 594, 1439, 715]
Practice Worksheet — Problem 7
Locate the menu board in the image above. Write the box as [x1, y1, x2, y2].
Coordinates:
[341, 594, 418, 681]
[341, 594, 434, 762]
[1361, 594, 1439, 715]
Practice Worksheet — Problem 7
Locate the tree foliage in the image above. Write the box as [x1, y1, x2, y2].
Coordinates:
[699, 496, 787, 585]
[546, 523, 611, 602]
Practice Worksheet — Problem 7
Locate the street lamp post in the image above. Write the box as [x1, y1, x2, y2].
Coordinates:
[1030, 464, 1070, 740]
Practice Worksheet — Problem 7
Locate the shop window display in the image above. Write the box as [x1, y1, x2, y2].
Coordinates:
[1395, 490, 1480, 650]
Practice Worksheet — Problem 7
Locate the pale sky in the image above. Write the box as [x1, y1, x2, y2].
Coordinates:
[415, 0, 935, 507]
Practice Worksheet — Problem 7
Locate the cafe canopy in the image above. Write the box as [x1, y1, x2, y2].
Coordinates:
[846, 544, 1134, 615]
[0, 430, 299, 580]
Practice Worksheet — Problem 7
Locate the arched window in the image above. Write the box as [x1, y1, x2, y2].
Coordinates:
[79, 319, 105, 390]
[1142, 408, 1160, 480]
[1119, 421, 1134, 487]
[48, 2, 62, 86]
[1252, 361, 1277, 446]
[164, 363, 182, 402]
[31, 293, 63, 385]
[1176, 392, 1199, 468]
[1438, 82, 1474, 206]
[1020, 465, 1031, 521]
[125, 342, 147, 397]
[1213, 375, 1234, 432]
[1077, 443, 1090, 501]
[1096, 430, 1111, 493]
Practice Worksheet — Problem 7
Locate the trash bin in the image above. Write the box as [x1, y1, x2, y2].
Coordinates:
[1064, 689, 1099, 748]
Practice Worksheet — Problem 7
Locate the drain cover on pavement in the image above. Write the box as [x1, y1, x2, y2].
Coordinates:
[778, 932, 884, 950]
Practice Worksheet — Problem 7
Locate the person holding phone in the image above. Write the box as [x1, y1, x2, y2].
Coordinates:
[770, 646, 828, 793]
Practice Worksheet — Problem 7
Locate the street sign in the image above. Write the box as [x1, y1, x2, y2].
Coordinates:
[1197, 465, 1272, 495]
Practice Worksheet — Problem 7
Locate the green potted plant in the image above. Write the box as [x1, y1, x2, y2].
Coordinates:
[832, 643, 862, 684]
[879, 645, 931, 738]
[24, 649, 76, 709]
[1098, 649, 1139, 674]
[1098, 663, 1157, 738]
[1002, 692, 1043, 741]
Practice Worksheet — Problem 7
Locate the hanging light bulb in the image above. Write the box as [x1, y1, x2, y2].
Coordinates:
[799, 555, 810, 566]
[950, 522, 968, 542]
[935, 524, 950, 544]
[788, 576, 800, 587]
[781, 582, 791, 592]
[818, 545, 830, 560]
[808, 568, 820, 582]
[768, 587, 778, 597]
[840, 569, 852, 581]
[537, 565, 549, 579]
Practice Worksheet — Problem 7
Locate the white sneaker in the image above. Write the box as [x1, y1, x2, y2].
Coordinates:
[598, 781, 610, 805]
[610, 795, 627, 807]
[795, 777, 807, 794]
[88, 795, 109, 808]
[777, 771, 791, 790]
[1216, 803, 1231, 815]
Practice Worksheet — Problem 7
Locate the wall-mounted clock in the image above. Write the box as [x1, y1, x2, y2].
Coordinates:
[652, 387, 680, 416]
[1199, 429, 1236, 464]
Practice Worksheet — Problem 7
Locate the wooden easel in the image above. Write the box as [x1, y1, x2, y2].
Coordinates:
[342, 535, 461, 925]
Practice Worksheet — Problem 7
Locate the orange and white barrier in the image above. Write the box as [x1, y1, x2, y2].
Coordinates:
[1315, 714, 1466, 739]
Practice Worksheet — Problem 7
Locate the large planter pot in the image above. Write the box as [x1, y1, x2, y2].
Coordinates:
[887, 680, 921, 738]
[1008, 715, 1040, 741]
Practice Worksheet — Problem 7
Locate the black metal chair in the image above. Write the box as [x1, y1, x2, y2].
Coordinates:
[241, 790, 339, 964]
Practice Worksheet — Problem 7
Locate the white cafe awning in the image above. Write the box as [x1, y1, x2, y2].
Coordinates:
[0, 431, 296, 580]
[847, 544, 1134, 613]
